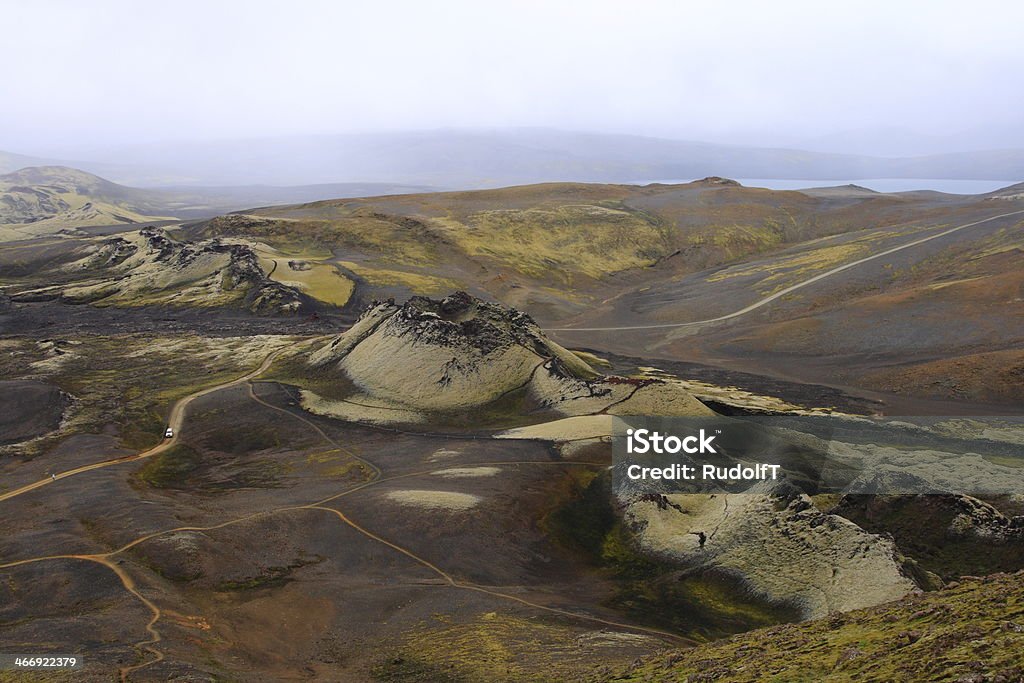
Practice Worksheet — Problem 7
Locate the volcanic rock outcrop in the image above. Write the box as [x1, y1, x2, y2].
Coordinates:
[18, 228, 307, 314]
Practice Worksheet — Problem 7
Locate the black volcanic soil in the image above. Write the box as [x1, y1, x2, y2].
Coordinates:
[0, 379, 70, 444]
[0, 300, 343, 337]
[0, 381, 675, 680]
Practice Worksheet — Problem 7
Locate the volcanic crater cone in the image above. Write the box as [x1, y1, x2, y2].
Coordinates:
[307, 292, 711, 424]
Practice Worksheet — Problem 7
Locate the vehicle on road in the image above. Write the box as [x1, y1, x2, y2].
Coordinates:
[164, 427, 174, 439]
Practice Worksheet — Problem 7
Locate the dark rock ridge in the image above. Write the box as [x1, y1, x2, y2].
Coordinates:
[20, 229, 307, 315]
[392, 291, 576, 360]
[155, 229, 307, 314]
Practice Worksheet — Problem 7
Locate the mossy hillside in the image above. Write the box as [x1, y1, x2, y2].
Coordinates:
[198, 213, 442, 267]
[200, 214, 470, 300]
[206, 205, 671, 287]
[189, 182, 939, 308]
[687, 222, 787, 264]
[608, 571, 1024, 683]
[452, 204, 673, 283]
[336, 260, 461, 294]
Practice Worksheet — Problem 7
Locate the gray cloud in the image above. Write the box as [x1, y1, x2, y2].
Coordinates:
[2, 0, 1022, 155]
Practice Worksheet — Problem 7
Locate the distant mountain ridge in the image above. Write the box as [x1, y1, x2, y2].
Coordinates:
[0, 165, 435, 242]
[5, 128, 1022, 188]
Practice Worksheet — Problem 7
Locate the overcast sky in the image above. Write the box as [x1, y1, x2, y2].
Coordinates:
[3, 0, 1023, 155]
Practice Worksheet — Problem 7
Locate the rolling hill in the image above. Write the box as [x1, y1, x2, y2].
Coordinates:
[190, 178, 966, 314]
[0, 166, 177, 241]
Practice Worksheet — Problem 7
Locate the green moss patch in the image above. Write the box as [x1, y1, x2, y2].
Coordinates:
[610, 572, 1024, 682]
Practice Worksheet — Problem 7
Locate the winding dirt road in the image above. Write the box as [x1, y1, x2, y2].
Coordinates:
[546, 209, 1024, 332]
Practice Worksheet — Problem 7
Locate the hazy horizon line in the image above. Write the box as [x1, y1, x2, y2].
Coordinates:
[5, 125, 1024, 164]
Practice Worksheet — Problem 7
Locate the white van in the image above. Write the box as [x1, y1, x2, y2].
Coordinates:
[164, 427, 174, 439]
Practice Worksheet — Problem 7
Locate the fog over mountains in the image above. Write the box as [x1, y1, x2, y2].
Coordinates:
[3, 128, 1022, 190]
